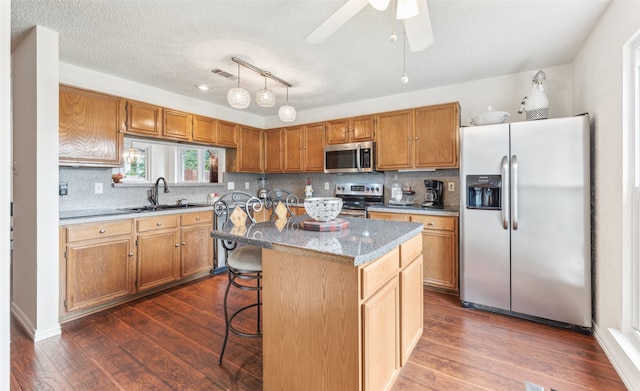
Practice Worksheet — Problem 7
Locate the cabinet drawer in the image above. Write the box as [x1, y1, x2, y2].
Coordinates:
[410, 215, 456, 231]
[66, 220, 133, 242]
[180, 211, 213, 226]
[136, 215, 179, 232]
[361, 247, 399, 300]
[400, 233, 422, 268]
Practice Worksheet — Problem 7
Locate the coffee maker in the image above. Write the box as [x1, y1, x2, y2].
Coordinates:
[422, 180, 444, 208]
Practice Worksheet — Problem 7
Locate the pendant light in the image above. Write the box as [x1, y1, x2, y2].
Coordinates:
[400, 21, 409, 84]
[256, 76, 276, 107]
[227, 62, 250, 109]
[278, 87, 296, 122]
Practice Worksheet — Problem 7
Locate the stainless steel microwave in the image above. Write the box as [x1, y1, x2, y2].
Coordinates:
[324, 141, 375, 174]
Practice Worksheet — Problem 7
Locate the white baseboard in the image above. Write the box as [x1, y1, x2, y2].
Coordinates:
[11, 302, 61, 342]
[594, 322, 640, 390]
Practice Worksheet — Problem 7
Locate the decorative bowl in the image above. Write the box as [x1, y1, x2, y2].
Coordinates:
[304, 197, 343, 222]
[470, 106, 510, 126]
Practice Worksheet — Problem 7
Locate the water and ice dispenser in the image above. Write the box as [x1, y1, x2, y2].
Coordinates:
[466, 175, 501, 209]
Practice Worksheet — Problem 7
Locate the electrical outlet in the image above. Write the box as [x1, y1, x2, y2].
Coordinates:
[447, 182, 455, 192]
[325, 182, 330, 190]
[94, 182, 103, 194]
[59, 182, 68, 196]
[245, 182, 250, 189]
[228, 182, 235, 190]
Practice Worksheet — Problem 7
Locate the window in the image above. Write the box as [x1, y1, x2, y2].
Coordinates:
[112, 139, 150, 182]
[178, 147, 223, 183]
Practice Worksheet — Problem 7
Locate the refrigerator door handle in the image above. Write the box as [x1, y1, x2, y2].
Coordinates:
[501, 155, 509, 229]
[511, 154, 518, 230]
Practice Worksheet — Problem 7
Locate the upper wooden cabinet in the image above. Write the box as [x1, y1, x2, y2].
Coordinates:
[326, 115, 374, 145]
[59, 85, 125, 167]
[191, 115, 217, 144]
[374, 109, 413, 170]
[376, 102, 460, 170]
[217, 120, 238, 147]
[125, 100, 163, 137]
[163, 109, 192, 141]
[414, 103, 460, 168]
[229, 125, 264, 173]
[284, 126, 304, 172]
[303, 122, 326, 172]
[264, 128, 284, 173]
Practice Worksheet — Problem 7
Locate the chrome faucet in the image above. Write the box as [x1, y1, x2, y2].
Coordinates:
[148, 177, 169, 205]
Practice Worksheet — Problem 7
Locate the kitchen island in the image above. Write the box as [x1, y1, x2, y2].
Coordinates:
[211, 215, 424, 391]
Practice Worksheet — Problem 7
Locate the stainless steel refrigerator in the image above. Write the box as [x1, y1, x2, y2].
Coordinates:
[459, 115, 591, 331]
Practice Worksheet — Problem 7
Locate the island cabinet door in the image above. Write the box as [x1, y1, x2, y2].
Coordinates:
[362, 275, 400, 391]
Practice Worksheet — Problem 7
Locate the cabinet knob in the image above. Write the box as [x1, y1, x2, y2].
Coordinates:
[415, 136, 419, 140]
[181, 242, 187, 245]
[196, 217, 200, 221]
[157, 222, 162, 226]
[428, 222, 434, 226]
[99, 229, 106, 234]
[118, 129, 124, 133]
[408, 137, 412, 140]
[175, 243, 180, 247]
[129, 252, 134, 257]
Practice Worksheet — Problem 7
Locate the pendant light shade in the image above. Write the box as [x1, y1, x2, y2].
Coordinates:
[256, 77, 276, 107]
[227, 63, 250, 109]
[278, 87, 296, 122]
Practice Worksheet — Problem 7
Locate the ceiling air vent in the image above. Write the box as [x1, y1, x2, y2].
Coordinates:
[211, 68, 236, 79]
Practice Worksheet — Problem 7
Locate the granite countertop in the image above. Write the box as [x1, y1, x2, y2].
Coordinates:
[59, 205, 214, 225]
[367, 204, 460, 217]
[211, 215, 423, 267]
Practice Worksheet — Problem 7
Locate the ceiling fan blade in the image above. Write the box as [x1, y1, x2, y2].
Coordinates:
[404, 0, 433, 52]
[305, 0, 369, 44]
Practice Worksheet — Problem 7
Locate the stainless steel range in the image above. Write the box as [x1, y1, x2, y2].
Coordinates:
[334, 183, 383, 218]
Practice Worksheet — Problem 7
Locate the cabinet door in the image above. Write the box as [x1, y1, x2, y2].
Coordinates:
[284, 126, 304, 172]
[125, 100, 162, 137]
[163, 109, 192, 141]
[59, 86, 125, 167]
[238, 125, 264, 172]
[137, 230, 180, 291]
[264, 129, 284, 173]
[180, 225, 213, 277]
[65, 237, 135, 311]
[363, 275, 400, 391]
[400, 255, 423, 365]
[326, 118, 350, 145]
[375, 110, 413, 170]
[304, 123, 326, 172]
[217, 120, 238, 147]
[192, 115, 217, 144]
[351, 115, 374, 142]
[414, 103, 460, 168]
[421, 228, 458, 292]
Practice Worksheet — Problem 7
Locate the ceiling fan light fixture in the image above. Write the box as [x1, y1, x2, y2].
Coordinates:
[227, 62, 251, 109]
[256, 77, 276, 107]
[396, 0, 419, 20]
[369, 0, 390, 11]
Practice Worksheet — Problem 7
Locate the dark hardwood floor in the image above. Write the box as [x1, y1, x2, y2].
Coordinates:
[10, 274, 626, 390]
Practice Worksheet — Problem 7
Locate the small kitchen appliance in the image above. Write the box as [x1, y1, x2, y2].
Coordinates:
[258, 176, 268, 199]
[422, 180, 443, 208]
[324, 141, 375, 174]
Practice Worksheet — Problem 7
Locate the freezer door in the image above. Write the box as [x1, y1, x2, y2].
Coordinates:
[460, 124, 511, 310]
[510, 116, 591, 327]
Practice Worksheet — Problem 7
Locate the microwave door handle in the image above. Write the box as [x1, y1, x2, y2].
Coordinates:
[501, 155, 509, 229]
[356, 144, 362, 172]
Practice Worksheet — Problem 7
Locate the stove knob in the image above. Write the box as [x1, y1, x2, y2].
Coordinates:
[365, 186, 370, 191]
[375, 186, 380, 193]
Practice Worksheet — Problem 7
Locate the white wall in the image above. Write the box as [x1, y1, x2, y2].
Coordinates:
[1, 1, 11, 388]
[11, 26, 61, 341]
[572, 0, 640, 388]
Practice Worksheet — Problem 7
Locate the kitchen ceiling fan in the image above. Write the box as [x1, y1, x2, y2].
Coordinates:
[305, 0, 434, 52]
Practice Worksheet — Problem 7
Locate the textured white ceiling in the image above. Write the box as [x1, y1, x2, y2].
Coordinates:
[11, 0, 610, 118]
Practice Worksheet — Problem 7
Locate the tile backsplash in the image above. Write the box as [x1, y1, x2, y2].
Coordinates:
[59, 167, 460, 211]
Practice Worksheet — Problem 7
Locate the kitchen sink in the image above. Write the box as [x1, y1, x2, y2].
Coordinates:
[120, 203, 210, 213]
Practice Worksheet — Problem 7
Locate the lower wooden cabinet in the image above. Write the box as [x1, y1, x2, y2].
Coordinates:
[369, 211, 459, 294]
[61, 211, 214, 321]
[61, 220, 135, 312]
